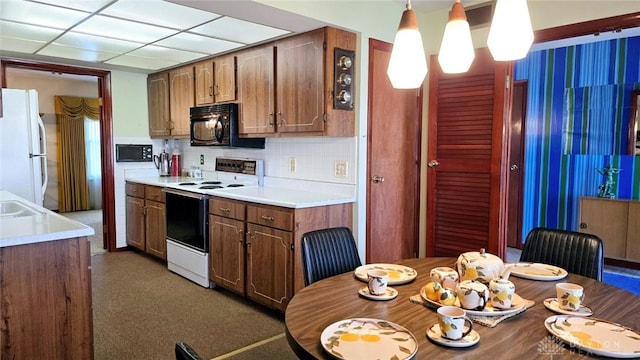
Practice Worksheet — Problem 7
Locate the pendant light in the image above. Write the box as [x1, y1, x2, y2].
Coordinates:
[387, 0, 427, 89]
[438, 0, 475, 74]
[487, 0, 534, 61]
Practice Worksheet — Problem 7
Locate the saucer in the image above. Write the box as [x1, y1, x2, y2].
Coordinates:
[544, 298, 593, 316]
[358, 286, 398, 301]
[426, 324, 480, 348]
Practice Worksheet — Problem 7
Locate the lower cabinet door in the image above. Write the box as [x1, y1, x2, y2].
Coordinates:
[245, 223, 293, 311]
[145, 200, 166, 259]
[209, 215, 246, 295]
[126, 195, 145, 251]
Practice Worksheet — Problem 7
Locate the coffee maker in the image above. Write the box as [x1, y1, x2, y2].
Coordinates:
[154, 150, 171, 176]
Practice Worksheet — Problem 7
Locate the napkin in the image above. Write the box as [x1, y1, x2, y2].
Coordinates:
[409, 294, 535, 328]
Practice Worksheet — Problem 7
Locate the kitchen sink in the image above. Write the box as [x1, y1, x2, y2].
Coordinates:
[0, 200, 43, 218]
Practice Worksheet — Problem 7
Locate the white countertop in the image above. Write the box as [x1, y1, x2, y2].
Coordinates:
[0, 191, 95, 247]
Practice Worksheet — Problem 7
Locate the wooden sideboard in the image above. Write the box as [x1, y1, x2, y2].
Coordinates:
[579, 197, 640, 264]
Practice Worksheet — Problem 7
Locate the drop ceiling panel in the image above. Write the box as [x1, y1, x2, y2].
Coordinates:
[0, 21, 63, 42]
[154, 32, 242, 54]
[0, 1, 88, 29]
[72, 15, 178, 43]
[127, 44, 205, 63]
[37, 43, 119, 62]
[190, 17, 291, 44]
[0, 37, 48, 53]
[104, 53, 181, 70]
[54, 32, 143, 54]
[31, 0, 113, 13]
[101, 0, 221, 30]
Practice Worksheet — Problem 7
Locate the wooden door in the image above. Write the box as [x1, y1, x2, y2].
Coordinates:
[506, 81, 527, 248]
[145, 200, 166, 259]
[147, 72, 170, 137]
[276, 29, 324, 133]
[237, 45, 276, 135]
[125, 196, 145, 251]
[214, 54, 236, 103]
[426, 47, 509, 258]
[209, 215, 246, 295]
[169, 66, 194, 138]
[366, 39, 421, 263]
[195, 61, 213, 105]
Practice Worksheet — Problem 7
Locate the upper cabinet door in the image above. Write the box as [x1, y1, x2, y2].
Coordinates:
[237, 45, 276, 135]
[276, 29, 325, 134]
[214, 54, 237, 103]
[169, 65, 195, 138]
[195, 61, 214, 106]
[147, 72, 170, 138]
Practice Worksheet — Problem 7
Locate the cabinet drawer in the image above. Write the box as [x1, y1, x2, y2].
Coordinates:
[247, 204, 293, 231]
[126, 182, 145, 198]
[209, 197, 245, 220]
[145, 186, 165, 202]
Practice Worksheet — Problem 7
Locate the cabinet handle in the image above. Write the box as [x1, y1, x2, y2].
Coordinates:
[261, 215, 274, 222]
[215, 84, 220, 96]
[268, 113, 274, 126]
[209, 86, 213, 96]
[219, 207, 231, 212]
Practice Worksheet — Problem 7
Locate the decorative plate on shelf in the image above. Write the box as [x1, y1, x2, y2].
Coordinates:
[354, 264, 418, 285]
[320, 318, 418, 360]
[544, 315, 640, 358]
[508, 263, 568, 281]
[419, 286, 527, 317]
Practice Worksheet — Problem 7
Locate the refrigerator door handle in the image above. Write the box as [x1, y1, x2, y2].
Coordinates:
[36, 115, 48, 197]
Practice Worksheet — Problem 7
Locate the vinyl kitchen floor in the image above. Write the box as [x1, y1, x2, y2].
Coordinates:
[91, 251, 297, 360]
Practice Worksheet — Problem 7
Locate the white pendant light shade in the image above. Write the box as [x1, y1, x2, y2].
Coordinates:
[387, 2, 427, 89]
[487, 0, 534, 61]
[438, 0, 475, 74]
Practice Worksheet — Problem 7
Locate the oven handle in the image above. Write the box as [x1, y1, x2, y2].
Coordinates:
[163, 188, 209, 200]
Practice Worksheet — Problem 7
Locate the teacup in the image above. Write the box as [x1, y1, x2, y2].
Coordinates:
[456, 280, 489, 311]
[437, 306, 473, 340]
[556, 283, 584, 311]
[367, 270, 388, 296]
[489, 278, 515, 309]
[430, 266, 459, 290]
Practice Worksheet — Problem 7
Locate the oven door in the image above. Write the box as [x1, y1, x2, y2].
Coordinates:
[164, 188, 209, 252]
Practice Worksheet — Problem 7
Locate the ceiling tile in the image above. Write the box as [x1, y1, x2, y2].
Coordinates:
[190, 17, 290, 44]
[101, 0, 221, 30]
[72, 14, 178, 43]
[56, 32, 143, 53]
[37, 43, 120, 62]
[30, 0, 113, 13]
[154, 32, 242, 55]
[0, 0, 89, 29]
[0, 20, 64, 42]
[105, 53, 181, 71]
[0, 37, 47, 53]
[128, 44, 206, 63]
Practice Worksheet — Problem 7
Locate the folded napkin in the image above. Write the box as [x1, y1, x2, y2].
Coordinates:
[409, 294, 535, 328]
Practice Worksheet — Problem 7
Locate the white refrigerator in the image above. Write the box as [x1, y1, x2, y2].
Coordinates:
[0, 89, 48, 206]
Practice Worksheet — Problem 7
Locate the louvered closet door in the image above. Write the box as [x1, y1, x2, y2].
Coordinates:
[426, 47, 510, 257]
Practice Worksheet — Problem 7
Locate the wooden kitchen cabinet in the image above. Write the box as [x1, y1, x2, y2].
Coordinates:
[237, 27, 356, 137]
[579, 197, 640, 263]
[195, 54, 237, 106]
[209, 197, 246, 295]
[147, 72, 170, 137]
[147, 65, 194, 138]
[125, 182, 166, 260]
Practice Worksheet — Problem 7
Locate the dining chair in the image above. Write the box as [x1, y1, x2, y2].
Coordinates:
[519, 227, 604, 281]
[175, 342, 203, 360]
[301, 227, 362, 286]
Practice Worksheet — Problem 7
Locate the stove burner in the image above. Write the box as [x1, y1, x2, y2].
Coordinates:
[179, 182, 197, 186]
[199, 185, 223, 189]
[226, 184, 244, 188]
[201, 181, 222, 185]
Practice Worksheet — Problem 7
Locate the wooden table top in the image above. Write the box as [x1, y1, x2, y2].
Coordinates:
[284, 257, 640, 359]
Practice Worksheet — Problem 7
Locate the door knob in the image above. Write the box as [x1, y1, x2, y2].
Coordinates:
[372, 175, 384, 183]
[510, 164, 519, 171]
[428, 160, 440, 168]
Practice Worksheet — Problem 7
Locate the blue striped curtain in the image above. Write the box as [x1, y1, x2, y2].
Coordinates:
[514, 36, 640, 244]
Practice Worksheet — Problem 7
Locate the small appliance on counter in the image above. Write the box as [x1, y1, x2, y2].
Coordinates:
[153, 150, 171, 176]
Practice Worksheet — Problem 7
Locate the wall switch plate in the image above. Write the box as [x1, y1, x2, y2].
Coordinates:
[289, 157, 296, 173]
[334, 160, 348, 178]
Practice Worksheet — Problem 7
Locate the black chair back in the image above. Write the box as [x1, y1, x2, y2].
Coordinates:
[302, 227, 362, 286]
[175, 343, 203, 360]
[520, 227, 604, 281]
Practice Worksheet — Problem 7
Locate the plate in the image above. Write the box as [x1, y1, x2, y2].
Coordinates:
[544, 315, 640, 358]
[426, 324, 480, 348]
[420, 286, 527, 317]
[354, 264, 418, 285]
[358, 286, 398, 301]
[543, 298, 593, 316]
[508, 262, 568, 281]
[320, 318, 418, 360]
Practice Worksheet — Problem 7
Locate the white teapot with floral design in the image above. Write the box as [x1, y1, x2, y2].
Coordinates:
[456, 248, 505, 284]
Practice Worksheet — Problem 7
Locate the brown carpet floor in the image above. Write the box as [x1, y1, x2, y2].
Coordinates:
[91, 251, 298, 360]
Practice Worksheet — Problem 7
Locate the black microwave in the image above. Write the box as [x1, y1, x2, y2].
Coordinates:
[190, 103, 264, 149]
[115, 144, 153, 162]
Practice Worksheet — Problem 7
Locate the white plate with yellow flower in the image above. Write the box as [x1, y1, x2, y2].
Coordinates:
[544, 315, 640, 358]
[508, 262, 568, 281]
[420, 285, 527, 317]
[320, 318, 418, 360]
[354, 264, 418, 285]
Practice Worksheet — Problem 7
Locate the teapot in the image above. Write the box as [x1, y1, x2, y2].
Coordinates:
[456, 280, 489, 311]
[456, 248, 505, 284]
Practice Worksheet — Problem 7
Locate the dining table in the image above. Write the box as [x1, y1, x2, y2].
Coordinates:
[284, 257, 640, 359]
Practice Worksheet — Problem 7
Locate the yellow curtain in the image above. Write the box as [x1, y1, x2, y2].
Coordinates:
[55, 96, 100, 212]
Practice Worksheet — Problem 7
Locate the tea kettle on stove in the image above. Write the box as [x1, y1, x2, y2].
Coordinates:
[153, 150, 171, 176]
